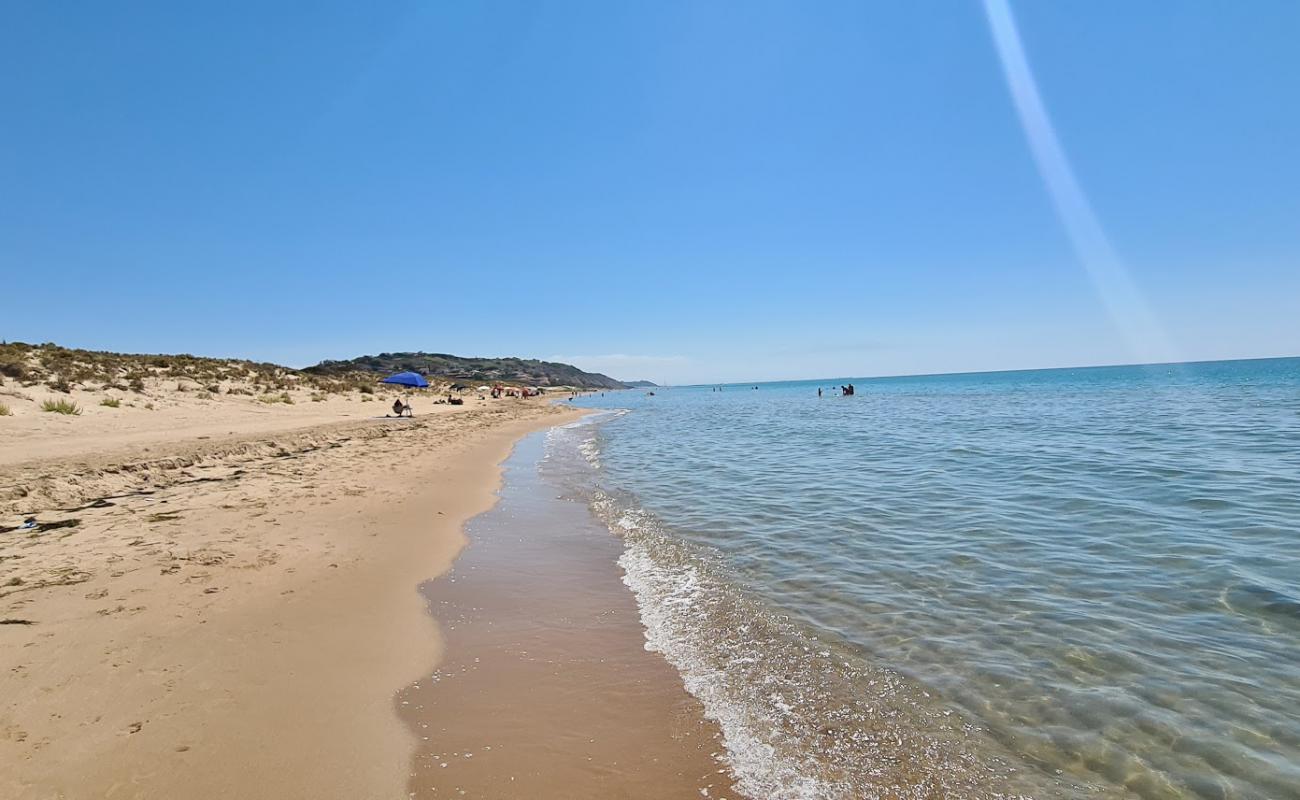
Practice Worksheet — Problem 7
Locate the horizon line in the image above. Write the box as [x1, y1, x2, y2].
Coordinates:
[671, 352, 1300, 389]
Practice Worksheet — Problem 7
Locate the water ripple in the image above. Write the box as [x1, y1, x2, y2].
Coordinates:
[568, 359, 1300, 800]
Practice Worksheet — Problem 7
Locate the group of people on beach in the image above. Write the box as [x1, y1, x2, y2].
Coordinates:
[389, 383, 551, 415]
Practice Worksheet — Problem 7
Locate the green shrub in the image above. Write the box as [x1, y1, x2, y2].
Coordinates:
[41, 398, 81, 415]
[358, 384, 374, 395]
[259, 392, 294, 405]
[0, 403, 11, 416]
[205, 384, 221, 394]
[100, 397, 121, 408]
[49, 377, 73, 394]
[129, 377, 146, 393]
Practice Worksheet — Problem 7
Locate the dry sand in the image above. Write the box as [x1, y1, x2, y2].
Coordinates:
[0, 376, 498, 469]
[0, 390, 580, 799]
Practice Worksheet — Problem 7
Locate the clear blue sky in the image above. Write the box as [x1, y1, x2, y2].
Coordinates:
[3, 1, 1297, 384]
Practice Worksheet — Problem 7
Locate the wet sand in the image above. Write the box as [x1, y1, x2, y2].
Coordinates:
[400, 431, 737, 799]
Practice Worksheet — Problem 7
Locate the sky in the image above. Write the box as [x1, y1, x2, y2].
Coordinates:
[3, 1, 1298, 385]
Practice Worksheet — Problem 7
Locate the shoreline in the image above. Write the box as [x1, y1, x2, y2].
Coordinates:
[1, 398, 582, 798]
[398, 424, 737, 799]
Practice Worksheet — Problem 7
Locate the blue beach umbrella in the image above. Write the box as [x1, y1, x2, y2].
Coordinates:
[380, 371, 429, 388]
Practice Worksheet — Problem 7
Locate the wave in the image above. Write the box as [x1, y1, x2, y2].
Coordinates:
[595, 491, 1046, 800]
[1221, 570, 1300, 622]
[541, 408, 1109, 799]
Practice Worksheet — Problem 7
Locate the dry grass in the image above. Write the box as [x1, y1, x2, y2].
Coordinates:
[0, 403, 11, 416]
[41, 398, 82, 415]
[99, 397, 121, 408]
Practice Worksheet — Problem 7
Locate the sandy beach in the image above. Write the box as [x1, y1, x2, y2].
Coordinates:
[1, 389, 597, 798]
[8, 3, 1294, 795]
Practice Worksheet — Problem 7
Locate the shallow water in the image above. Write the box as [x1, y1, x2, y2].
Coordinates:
[566, 358, 1300, 800]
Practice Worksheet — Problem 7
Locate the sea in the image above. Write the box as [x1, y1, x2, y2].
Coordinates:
[541, 357, 1300, 800]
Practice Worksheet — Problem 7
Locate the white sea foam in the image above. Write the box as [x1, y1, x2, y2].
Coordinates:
[618, 532, 837, 800]
[578, 436, 601, 469]
[606, 493, 1036, 800]
[570, 431, 1042, 799]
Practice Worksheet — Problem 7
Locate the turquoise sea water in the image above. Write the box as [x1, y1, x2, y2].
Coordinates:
[555, 358, 1300, 800]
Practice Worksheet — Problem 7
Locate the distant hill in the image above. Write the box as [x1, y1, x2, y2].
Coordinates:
[0, 342, 626, 394]
[623, 380, 658, 387]
[305, 352, 627, 389]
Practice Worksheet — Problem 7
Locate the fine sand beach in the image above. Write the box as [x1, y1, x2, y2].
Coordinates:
[1, 384, 713, 799]
[7, 2, 1298, 797]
